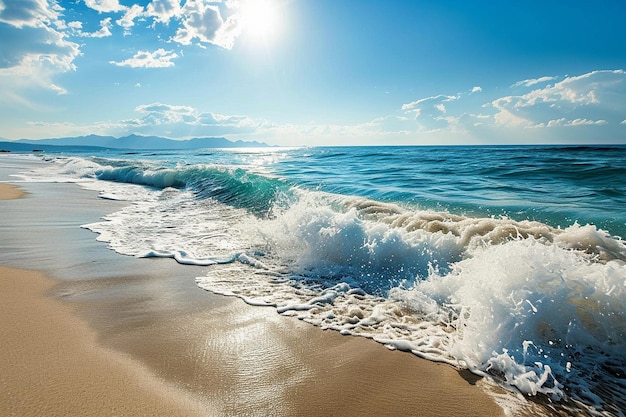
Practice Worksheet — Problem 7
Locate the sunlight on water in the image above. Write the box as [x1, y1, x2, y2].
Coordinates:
[15, 146, 626, 416]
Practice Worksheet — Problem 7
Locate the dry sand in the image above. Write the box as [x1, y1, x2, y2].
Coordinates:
[0, 179, 512, 416]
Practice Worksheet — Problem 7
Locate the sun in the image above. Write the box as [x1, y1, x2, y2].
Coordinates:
[239, 0, 281, 41]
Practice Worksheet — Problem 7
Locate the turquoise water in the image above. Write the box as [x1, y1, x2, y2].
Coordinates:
[272, 146, 626, 238]
[87, 145, 626, 237]
[17, 145, 626, 415]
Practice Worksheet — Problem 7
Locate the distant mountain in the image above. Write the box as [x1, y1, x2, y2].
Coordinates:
[0, 141, 109, 153]
[11, 134, 270, 150]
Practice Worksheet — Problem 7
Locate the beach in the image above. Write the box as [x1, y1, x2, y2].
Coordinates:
[0, 157, 529, 416]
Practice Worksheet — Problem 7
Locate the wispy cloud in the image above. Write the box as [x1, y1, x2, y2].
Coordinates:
[69, 17, 113, 38]
[401, 94, 459, 112]
[116, 4, 144, 35]
[511, 76, 557, 88]
[534, 118, 608, 128]
[401, 94, 460, 125]
[110, 49, 179, 68]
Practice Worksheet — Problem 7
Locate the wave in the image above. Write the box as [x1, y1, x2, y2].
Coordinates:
[195, 192, 626, 414]
[23, 154, 626, 415]
[96, 163, 291, 217]
[38, 156, 293, 217]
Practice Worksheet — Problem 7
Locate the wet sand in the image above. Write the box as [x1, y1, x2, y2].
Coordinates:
[0, 266, 208, 417]
[0, 159, 513, 416]
[0, 183, 26, 200]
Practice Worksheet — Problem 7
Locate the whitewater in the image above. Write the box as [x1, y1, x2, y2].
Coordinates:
[14, 145, 626, 416]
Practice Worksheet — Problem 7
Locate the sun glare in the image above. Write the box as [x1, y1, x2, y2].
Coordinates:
[240, 0, 281, 41]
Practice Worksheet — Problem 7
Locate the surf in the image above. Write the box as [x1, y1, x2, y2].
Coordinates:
[16, 147, 626, 416]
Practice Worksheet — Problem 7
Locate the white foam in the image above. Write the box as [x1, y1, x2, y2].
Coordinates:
[20, 154, 626, 414]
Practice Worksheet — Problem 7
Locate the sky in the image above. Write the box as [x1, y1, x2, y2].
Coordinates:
[1, 0, 626, 147]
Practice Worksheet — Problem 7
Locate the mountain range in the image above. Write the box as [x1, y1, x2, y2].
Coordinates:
[0, 134, 270, 151]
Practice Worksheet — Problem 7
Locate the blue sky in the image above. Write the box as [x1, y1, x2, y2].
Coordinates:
[1, 0, 625, 146]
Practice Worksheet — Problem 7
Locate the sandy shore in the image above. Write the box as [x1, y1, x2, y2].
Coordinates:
[0, 183, 26, 200]
[0, 264, 507, 417]
[0, 266, 208, 417]
[0, 168, 515, 416]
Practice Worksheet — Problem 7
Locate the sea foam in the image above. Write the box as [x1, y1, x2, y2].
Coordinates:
[15, 152, 626, 416]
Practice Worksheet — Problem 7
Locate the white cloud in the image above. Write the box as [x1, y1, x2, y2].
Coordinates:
[568, 118, 607, 126]
[391, 70, 626, 144]
[134, 103, 258, 128]
[535, 118, 608, 128]
[83, 0, 126, 14]
[471, 86, 482, 93]
[146, 0, 182, 25]
[401, 94, 459, 111]
[0, 0, 79, 95]
[135, 103, 196, 121]
[400, 94, 464, 132]
[120, 102, 263, 137]
[110, 48, 179, 68]
[0, 25, 77, 72]
[0, 0, 61, 28]
[93, 17, 113, 37]
[491, 96, 532, 127]
[67, 21, 82, 30]
[71, 17, 113, 37]
[8, 102, 269, 140]
[116, 4, 144, 34]
[171, 0, 240, 49]
[73, 0, 246, 50]
[492, 70, 626, 128]
[512, 76, 557, 88]
[6, 64, 626, 146]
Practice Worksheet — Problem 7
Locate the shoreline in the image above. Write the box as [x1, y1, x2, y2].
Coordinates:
[0, 170, 515, 416]
[0, 266, 509, 417]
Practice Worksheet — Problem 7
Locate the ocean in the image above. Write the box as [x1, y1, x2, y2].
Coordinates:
[13, 145, 626, 415]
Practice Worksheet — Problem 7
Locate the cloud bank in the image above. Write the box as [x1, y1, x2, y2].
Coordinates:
[82, 0, 245, 51]
[490, 70, 625, 130]
[0, 0, 80, 95]
[393, 70, 626, 144]
[14, 69, 625, 145]
[0, 0, 252, 102]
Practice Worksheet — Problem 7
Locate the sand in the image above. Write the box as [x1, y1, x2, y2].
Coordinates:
[0, 266, 209, 417]
[0, 170, 516, 416]
[0, 183, 26, 200]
